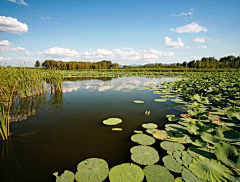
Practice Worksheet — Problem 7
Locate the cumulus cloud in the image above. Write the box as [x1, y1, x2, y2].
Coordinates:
[193, 37, 206, 43]
[199, 46, 207, 49]
[170, 22, 207, 33]
[43, 47, 79, 57]
[144, 54, 159, 59]
[0, 40, 11, 46]
[191, 56, 198, 59]
[165, 37, 190, 49]
[8, 0, 28, 6]
[143, 49, 174, 57]
[10, 47, 25, 51]
[0, 16, 28, 34]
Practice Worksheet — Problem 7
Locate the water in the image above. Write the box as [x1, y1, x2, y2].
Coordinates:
[0, 77, 184, 182]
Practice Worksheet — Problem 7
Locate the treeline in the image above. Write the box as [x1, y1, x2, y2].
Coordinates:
[41, 60, 119, 70]
[40, 55, 239, 70]
[130, 55, 240, 69]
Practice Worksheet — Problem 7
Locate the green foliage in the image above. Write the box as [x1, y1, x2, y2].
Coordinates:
[75, 158, 109, 182]
[112, 128, 122, 131]
[142, 123, 158, 129]
[181, 168, 204, 182]
[102, 118, 122, 125]
[160, 141, 185, 155]
[133, 100, 144, 104]
[0, 105, 8, 140]
[109, 163, 144, 182]
[143, 165, 174, 182]
[131, 134, 155, 145]
[154, 99, 167, 102]
[214, 142, 240, 170]
[162, 155, 183, 173]
[53, 170, 74, 182]
[152, 130, 172, 140]
[189, 156, 233, 182]
[130, 146, 159, 165]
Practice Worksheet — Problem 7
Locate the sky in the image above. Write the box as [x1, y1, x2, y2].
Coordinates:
[0, 0, 240, 67]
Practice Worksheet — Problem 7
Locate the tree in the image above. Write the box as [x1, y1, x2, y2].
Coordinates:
[35, 60, 40, 68]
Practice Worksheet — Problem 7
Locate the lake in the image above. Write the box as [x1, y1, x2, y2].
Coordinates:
[0, 77, 184, 182]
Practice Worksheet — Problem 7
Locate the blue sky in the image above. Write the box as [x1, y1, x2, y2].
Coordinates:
[0, 0, 239, 67]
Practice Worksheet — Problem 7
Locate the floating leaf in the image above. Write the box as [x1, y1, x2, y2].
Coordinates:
[181, 168, 204, 182]
[145, 110, 150, 116]
[160, 141, 185, 155]
[174, 177, 184, 182]
[167, 134, 191, 144]
[187, 120, 210, 135]
[189, 156, 233, 182]
[154, 99, 167, 102]
[133, 100, 144, 104]
[131, 134, 155, 145]
[143, 165, 174, 182]
[165, 124, 188, 134]
[187, 146, 216, 160]
[103, 118, 122, 126]
[166, 114, 175, 118]
[181, 151, 193, 167]
[75, 158, 109, 182]
[168, 117, 179, 122]
[214, 142, 240, 170]
[53, 170, 74, 182]
[131, 146, 159, 165]
[142, 123, 158, 129]
[134, 130, 143, 134]
[146, 128, 158, 134]
[200, 132, 220, 145]
[112, 128, 122, 131]
[153, 130, 173, 140]
[215, 126, 240, 142]
[162, 155, 182, 173]
[109, 163, 144, 182]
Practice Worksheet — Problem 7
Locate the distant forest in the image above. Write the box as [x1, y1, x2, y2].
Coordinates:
[40, 55, 240, 70]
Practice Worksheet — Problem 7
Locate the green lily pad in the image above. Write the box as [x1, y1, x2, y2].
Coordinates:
[153, 130, 173, 140]
[134, 130, 143, 134]
[130, 146, 159, 165]
[131, 134, 155, 145]
[53, 170, 74, 182]
[174, 177, 184, 182]
[112, 128, 122, 131]
[75, 158, 109, 182]
[168, 117, 179, 122]
[109, 163, 144, 182]
[167, 134, 191, 144]
[165, 124, 188, 134]
[214, 142, 240, 170]
[166, 114, 175, 118]
[200, 132, 220, 145]
[189, 156, 233, 182]
[162, 155, 182, 173]
[133, 100, 144, 104]
[146, 128, 158, 134]
[143, 165, 174, 182]
[142, 123, 158, 129]
[181, 168, 204, 182]
[154, 99, 167, 102]
[187, 146, 216, 160]
[181, 151, 193, 167]
[160, 141, 185, 155]
[103, 118, 122, 125]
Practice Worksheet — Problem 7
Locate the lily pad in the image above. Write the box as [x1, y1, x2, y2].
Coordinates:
[160, 141, 185, 155]
[146, 128, 158, 134]
[162, 155, 182, 173]
[75, 158, 109, 182]
[142, 123, 158, 129]
[112, 128, 122, 131]
[153, 130, 173, 140]
[103, 118, 122, 126]
[143, 165, 174, 182]
[133, 100, 144, 104]
[53, 170, 74, 182]
[131, 134, 155, 145]
[165, 124, 188, 134]
[109, 163, 144, 182]
[168, 117, 179, 122]
[214, 142, 240, 170]
[130, 146, 159, 165]
[134, 130, 143, 134]
[187, 146, 216, 160]
[167, 134, 191, 144]
[189, 156, 233, 182]
[154, 99, 167, 102]
[181, 168, 204, 182]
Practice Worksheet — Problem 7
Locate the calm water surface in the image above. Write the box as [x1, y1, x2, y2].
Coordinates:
[0, 77, 184, 182]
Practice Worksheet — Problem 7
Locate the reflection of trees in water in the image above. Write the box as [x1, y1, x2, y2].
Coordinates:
[63, 77, 114, 82]
[9, 91, 64, 122]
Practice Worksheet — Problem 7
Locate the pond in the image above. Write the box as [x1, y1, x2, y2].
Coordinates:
[0, 77, 184, 182]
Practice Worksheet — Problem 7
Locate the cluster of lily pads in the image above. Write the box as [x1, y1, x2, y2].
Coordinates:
[53, 72, 240, 181]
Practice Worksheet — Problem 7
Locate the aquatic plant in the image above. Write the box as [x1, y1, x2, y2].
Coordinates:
[102, 118, 122, 125]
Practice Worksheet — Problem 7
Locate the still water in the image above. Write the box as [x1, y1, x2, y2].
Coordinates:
[0, 77, 184, 181]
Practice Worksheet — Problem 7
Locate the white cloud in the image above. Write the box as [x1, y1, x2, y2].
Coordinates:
[193, 37, 206, 43]
[0, 40, 11, 46]
[96, 49, 113, 56]
[170, 22, 207, 33]
[10, 47, 25, 51]
[8, 0, 28, 6]
[172, 9, 193, 17]
[144, 54, 159, 59]
[199, 46, 207, 49]
[43, 47, 79, 57]
[165, 37, 184, 49]
[191, 56, 198, 59]
[0, 16, 28, 34]
[165, 37, 190, 49]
